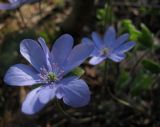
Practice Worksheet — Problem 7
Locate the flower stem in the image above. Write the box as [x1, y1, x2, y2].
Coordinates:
[54, 99, 77, 121]
[103, 61, 107, 84]
[102, 61, 107, 96]
[104, 0, 112, 27]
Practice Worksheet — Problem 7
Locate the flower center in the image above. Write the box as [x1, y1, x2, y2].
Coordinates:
[101, 48, 109, 56]
[39, 63, 64, 84]
[47, 72, 58, 82]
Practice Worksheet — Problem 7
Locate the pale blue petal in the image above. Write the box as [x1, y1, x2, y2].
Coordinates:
[91, 32, 104, 48]
[114, 33, 129, 48]
[20, 39, 47, 72]
[64, 42, 93, 73]
[50, 34, 73, 67]
[38, 37, 52, 71]
[108, 53, 126, 62]
[38, 37, 50, 58]
[115, 41, 136, 53]
[21, 87, 45, 115]
[90, 48, 100, 56]
[82, 37, 97, 56]
[89, 56, 106, 65]
[56, 88, 63, 99]
[59, 77, 90, 108]
[81, 37, 93, 45]
[56, 77, 78, 99]
[104, 26, 116, 48]
[38, 85, 56, 104]
[8, 0, 15, 3]
[9, 0, 24, 4]
[39, 78, 78, 102]
[0, 3, 16, 10]
[4, 64, 41, 86]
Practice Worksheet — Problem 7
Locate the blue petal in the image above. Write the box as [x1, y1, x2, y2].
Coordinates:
[56, 77, 77, 99]
[108, 53, 126, 62]
[38, 85, 56, 104]
[0, 3, 15, 10]
[38, 37, 52, 71]
[114, 33, 129, 48]
[21, 87, 46, 115]
[38, 37, 50, 58]
[4, 64, 41, 86]
[81, 37, 93, 45]
[91, 32, 104, 48]
[59, 77, 90, 108]
[9, 0, 23, 4]
[115, 41, 136, 53]
[104, 26, 116, 48]
[50, 34, 73, 67]
[56, 87, 63, 99]
[20, 39, 47, 72]
[90, 48, 101, 56]
[89, 56, 106, 65]
[64, 42, 93, 73]
[8, 0, 15, 3]
[81, 37, 97, 56]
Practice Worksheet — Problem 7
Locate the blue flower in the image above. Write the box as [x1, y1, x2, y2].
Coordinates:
[82, 26, 136, 65]
[0, 0, 40, 10]
[4, 34, 93, 115]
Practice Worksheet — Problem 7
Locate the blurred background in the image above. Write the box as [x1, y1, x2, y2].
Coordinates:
[0, 0, 160, 126]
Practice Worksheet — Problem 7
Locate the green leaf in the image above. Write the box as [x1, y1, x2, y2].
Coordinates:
[142, 59, 160, 74]
[116, 70, 131, 90]
[71, 67, 85, 76]
[66, 67, 85, 77]
[31, 84, 42, 89]
[138, 23, 153, 49]
[39, 31, 50, 43]
[131, 74, 153, 95]
[96, 9, 105, 21]
[119, 19, 141, 41]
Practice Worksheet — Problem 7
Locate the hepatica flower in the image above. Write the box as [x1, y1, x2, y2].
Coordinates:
[0, 0, 41, 10]
[82, 26, 136, 65]
[4, 34, 93, 115]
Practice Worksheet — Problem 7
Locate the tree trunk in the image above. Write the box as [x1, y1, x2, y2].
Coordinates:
[60, 0, 95, 38]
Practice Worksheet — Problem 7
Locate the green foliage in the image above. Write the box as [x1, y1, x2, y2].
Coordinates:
[119, 19, 141, 41]
[131, 73, 153, 96]
[119, 19, 154, 50]
[39, 31, 50, 43]
[97, 8, 106, 23]
[138, 24, 154, 49]
[142, 59, 160, 74]
[116, 70, 131, 91]
[71, 67, 85, 77]
[96, 3, 114, 28]
[0, 29, 36, 75]
[65, 67, 85, 77]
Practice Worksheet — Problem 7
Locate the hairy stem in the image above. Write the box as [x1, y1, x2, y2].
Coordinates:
[54, 99, 77, 122]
